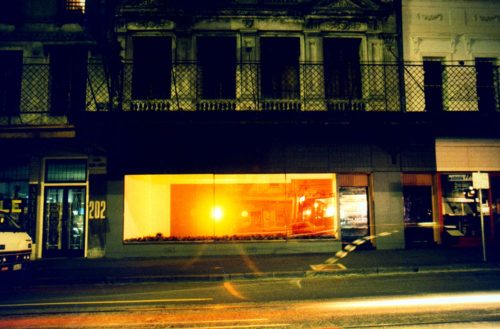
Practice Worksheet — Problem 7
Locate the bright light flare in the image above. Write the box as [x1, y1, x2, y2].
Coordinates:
[325, 205, 335, 217]
[211, 206, 223, 222]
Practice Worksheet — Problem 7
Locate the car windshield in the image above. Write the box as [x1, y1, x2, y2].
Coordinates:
[0, 212, 22, 232]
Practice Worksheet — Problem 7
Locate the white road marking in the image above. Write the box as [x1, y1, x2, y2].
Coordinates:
[0, 297, 213, 308]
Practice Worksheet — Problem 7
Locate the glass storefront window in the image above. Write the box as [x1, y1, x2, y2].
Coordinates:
[124, 174, 338, 242]
[441, 173, 489, 240]
[0, 162, 31, 236]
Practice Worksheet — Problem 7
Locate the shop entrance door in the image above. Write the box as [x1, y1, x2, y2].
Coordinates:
[43, 187, 86, 257]
[403, 186, 434, 248]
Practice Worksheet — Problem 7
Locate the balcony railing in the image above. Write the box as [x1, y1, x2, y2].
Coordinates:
[122, 62, 499, 114]
[122, 62, 400, 112]
[0, 61, 498, 126]
[0, 59, 109, 126]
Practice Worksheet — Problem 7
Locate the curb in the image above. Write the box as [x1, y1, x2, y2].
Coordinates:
[24, 265, 500, 286]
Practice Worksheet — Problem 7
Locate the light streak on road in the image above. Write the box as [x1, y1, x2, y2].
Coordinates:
[224, 281, 247, 300]
[312, 292, 500, 311]
[0, 297, 213, 308]
[168, 325, 290, 329]
[0, 312, 290, 329]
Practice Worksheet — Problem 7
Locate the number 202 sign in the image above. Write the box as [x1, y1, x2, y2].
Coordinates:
[88, 200, 106, 220]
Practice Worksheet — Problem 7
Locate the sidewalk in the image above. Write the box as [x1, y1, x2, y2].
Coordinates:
[25, 247, 500, 286]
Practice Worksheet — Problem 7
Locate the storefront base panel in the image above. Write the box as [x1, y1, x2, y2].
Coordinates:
[87, 248, 106, 258]
[105, 240, 343, 259]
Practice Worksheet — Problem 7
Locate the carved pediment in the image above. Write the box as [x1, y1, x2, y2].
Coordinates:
[122, 0, 160, 7]
[315, 0, 380, 10]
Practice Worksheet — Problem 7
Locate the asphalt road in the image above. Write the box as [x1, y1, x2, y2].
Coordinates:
[1, 269, 500, 328]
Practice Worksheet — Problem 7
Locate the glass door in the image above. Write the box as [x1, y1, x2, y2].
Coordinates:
[43, 187, 86, 257]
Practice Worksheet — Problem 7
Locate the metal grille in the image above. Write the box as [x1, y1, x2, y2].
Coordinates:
[45, 159, 87, 183]
[0, 164, 29, 181]
[443, 65, 479, 112]
[1, 61, 499, 126]
[124, 62, 408, 112]
[86, 60, 110, 111]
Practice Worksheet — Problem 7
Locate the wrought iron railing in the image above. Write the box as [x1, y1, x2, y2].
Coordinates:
[122, 62, 499, 113]
[122, 62, 405, 112]
[0, 59, 110, 126]
[0, 61, 498, 126]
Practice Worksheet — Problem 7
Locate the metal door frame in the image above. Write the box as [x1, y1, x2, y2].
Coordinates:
[36, 157, 89, 259]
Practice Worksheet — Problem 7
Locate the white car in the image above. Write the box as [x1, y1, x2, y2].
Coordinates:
[0, 211, 32, 273]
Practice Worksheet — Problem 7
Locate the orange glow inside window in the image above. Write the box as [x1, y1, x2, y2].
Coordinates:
[124, 174, 338, 242]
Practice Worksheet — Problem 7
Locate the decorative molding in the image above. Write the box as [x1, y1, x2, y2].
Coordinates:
[463, 37, 473, 55]
[411, 36, 421, 54]
[321, 21, 363, 31]
[381, 33, 396, 54]
[416, 13, 444, 22]
[473, 15, 500, 23]
[409, 34, 462, 55]
[316, 0, 379, 10]
[126, 20, 174, 30]
[243, 19, 254, 28]
[450, 35, 459, 53]
[124, 0, 159, 6]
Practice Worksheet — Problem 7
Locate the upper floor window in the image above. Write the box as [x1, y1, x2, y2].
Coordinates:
[324, 38, 362, 101]
[0, 51, 22, 116]
[132, 37, 172, 100]
[475, 58, 497, 113]
[49, 46, 88, 118]
[261, 37, 300, 99]
[197, 36, 236, 100]
[0, 2, 22, 25]
[423, 57, 444, 112]
[59, 0, 86, 23]
[65, 0, 86, 13]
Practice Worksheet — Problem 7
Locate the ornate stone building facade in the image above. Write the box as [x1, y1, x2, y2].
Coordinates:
[0, 1, 498, 259]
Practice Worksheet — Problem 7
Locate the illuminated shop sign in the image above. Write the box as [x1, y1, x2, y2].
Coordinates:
[0, 199, 24, 213]
[124, 174, 338, 242]
[448, 174, 472, 182]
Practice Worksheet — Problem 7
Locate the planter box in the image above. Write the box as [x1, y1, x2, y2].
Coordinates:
[106, 239, 342, 258]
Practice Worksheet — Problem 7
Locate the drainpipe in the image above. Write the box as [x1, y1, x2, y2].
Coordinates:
[395, 0, 407, 113]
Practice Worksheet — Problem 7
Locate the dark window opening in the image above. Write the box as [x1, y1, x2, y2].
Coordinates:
[197, 37, 236, 100]
[49, 46, 88, 117]
[324, 38, 361, 100]
[423, 58, 444, 112]
[132, 37, 172, 100]
[0, 51, 22, 115]
[0, 2, 22, 25]
[475, 58, 497, 113]
[261, 37, 300, 99]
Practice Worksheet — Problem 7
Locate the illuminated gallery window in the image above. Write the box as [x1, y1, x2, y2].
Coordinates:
[124, 174, 338, 242]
